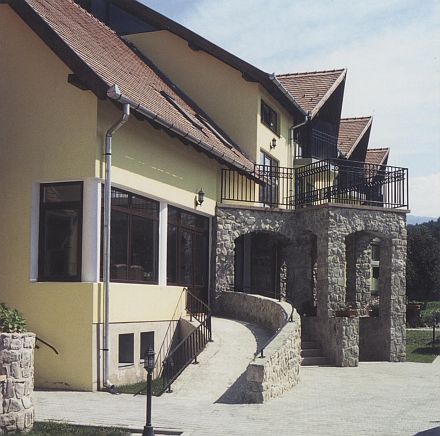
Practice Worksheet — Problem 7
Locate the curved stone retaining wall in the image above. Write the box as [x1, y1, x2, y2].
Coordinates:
[0, 332, 35, 433]
[216, 292, 301, 403]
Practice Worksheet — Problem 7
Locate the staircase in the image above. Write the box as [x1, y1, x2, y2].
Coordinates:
[301, 339, 330, 366]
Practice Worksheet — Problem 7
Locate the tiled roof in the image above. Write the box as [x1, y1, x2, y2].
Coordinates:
[15, 0, 253, 171]
[338, 117, 372, 157]
[365, 148, 389, 166]
[276, 69, 346, 117]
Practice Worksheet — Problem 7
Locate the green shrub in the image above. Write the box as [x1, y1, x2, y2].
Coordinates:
[0, 303, 27, 333]
[420, 309, 440, 327]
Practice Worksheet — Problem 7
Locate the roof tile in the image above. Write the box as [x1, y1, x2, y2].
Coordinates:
[365, 148, 389, 166]
[276, 69, 346, 115]
[338, 117, 372, 157]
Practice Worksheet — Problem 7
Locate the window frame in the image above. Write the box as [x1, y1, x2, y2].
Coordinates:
[38, 181, 83, 282]
[105, 187, 160, 285]
[260, 100, 280, 135]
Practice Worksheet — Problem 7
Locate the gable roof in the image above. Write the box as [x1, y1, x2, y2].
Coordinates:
[87, 0, 307, 119]
[365, 148, 390, 166]
[276, 69, 346, 118]
[338, 117, 372, 158]
[10, 0, 254, 171]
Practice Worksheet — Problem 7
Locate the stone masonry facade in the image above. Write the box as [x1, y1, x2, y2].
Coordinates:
[214, 203, 407, 366]
[217, 292, 301, 403]
[0, 332, 35, 433]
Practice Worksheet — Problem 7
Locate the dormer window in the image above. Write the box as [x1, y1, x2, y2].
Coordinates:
[261, 100, 279, 135]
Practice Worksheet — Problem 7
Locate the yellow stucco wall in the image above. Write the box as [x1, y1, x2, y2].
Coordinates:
[95, 100, 219, 215]
[0, 6, 99, 390]
[0, 6, 222, 390]
[125, 31, 259, 160]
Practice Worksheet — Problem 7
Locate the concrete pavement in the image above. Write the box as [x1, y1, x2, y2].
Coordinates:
[34, 317, 440, 436]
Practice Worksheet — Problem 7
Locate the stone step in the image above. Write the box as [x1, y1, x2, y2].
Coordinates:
[301, 356, 331, 366]
[301, 341, 320, 349]
[301, 348, 322, 358]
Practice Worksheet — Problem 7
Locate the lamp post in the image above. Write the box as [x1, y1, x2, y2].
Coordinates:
[143, 346, 155, 436]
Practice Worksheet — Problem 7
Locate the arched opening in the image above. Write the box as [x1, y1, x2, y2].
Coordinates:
[344, 232, 384, 316]
[234, 231, 289, 300]
[345, 230, 391, 361]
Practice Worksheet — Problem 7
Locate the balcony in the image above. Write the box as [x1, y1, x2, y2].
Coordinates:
[295, 128, 338, 165]
[220, 159, 408, 210]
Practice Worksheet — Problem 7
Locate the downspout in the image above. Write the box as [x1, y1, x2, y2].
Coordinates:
[103, 84, 130, 393]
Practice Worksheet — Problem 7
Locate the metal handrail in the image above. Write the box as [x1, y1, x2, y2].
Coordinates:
[159, 289, 212, 394]
[254, 297, 295, 359]
[152, 288, 186, 380]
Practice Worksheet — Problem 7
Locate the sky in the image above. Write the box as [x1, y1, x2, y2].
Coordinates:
[140, 0, 440, 217]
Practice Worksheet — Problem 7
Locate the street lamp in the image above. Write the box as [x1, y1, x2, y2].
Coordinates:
[143, 346, 155, 436]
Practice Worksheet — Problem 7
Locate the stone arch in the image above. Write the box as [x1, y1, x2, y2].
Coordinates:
[214, 207, 291, 301]
[234, 230, 291, 300]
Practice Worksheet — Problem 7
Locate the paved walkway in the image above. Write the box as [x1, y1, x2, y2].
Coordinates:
[35, 317, 440, 436]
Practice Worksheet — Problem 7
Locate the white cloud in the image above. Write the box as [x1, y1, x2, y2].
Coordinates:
[410, 173, 440, 217]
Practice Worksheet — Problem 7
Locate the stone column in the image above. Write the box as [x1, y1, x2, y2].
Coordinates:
[381, 238, 406, 361]
[324, 230, 347, 317]
[0, 332, 35, 433]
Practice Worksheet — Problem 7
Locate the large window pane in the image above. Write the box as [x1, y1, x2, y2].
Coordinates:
[167, 224, 177, 284]
[104, 187, 159, 284]
[130, 216, 157, 281]
[179, 230, 193, 285]
[39, 182, 83, 281]
[110, 211, 128, 280]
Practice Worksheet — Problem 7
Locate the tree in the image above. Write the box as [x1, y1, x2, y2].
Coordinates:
[406, 219, 440, 301]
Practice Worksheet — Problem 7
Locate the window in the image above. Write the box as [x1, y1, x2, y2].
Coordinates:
[167, 206, 209, 302]
[261, 100, 279, 135]
[107, 188, 159, 283]
[370, 239, 381, 294]
[259, 152, 279, 206]
[140, 331, 154, 361]
[38, 182, 83, 281]
[118, 333, 134, 366]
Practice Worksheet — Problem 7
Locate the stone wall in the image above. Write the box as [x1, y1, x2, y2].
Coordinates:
[328, 317, 359, 367]
[0, 332, 35, 433]
[215, 203, 407, 364]
[216, 291, 289, 332]
[216, 292, 301, 403]
[245, 311, 301, 403]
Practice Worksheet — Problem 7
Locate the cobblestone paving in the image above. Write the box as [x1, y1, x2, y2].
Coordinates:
[35, 318, 440, 436]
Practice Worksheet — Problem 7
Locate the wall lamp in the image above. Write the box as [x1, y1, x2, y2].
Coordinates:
[195, 188, 205, 207]
[270, 138, 277, 150]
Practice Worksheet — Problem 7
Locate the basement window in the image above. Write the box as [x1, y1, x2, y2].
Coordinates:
[118, 333, 134, 366]
[140, 331, 154, 362]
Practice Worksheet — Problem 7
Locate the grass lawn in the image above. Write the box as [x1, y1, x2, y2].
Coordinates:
[28, 422, 131, 435]
[117, 377, 164, 396]
[406, 329, 440, 363]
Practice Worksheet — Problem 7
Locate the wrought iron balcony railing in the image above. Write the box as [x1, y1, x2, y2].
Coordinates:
[295, 129, 338, 160]
[220, 159, 408, 210]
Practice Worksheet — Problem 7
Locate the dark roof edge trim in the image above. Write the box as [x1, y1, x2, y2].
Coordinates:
[107, 85, 253, 172]
[10, 0, 109, 99]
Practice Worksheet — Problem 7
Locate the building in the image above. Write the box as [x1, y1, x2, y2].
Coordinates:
[0, 0, 408, 393]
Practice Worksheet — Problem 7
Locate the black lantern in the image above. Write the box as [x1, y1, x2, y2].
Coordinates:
[270, 138, 277, 149]
[195, 188, 205, 206]
[144, 346, 155, 373]
[142, 346, 155, 436]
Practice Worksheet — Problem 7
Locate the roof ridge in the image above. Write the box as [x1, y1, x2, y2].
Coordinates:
[367, 147, 389, 152]
[340, 116, 372, 122]
[276, 68, 346, 78]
